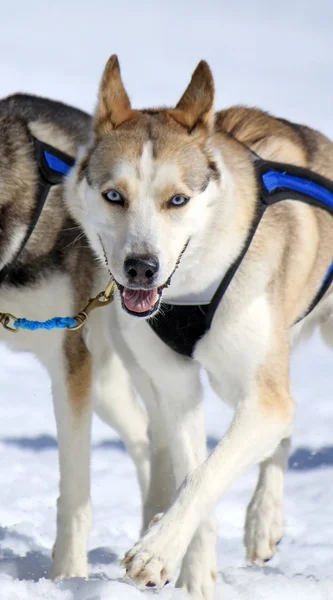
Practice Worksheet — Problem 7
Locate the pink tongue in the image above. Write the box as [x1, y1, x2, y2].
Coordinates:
[123, 288, 159, 313]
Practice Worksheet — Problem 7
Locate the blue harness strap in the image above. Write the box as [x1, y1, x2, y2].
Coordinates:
[262, 170, 333, 211]
[323, 262, 333, 285]
[35, 137, 75, 184]
[44, 150, 73, 177]
[149, 159, 333, 357]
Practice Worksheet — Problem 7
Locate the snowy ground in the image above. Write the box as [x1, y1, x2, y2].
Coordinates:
[0, 1, 333, 599]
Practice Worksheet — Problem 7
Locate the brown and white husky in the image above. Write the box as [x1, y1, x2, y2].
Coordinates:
[66, 54, 333, 599]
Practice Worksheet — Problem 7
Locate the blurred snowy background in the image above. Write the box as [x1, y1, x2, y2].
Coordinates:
[0, 1, 332, 598]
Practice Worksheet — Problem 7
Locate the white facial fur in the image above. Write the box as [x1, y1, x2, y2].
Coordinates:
[74, 140, 220, 296]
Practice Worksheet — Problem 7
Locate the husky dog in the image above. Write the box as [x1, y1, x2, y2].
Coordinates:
[66, 56, 333, 600]
[0, 94, 150, 580]
[67, 55, 333, 599]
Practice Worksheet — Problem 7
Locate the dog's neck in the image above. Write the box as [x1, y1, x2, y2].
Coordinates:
[162, 137, 257, 305]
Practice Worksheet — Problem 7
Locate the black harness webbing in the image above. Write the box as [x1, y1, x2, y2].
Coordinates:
[149, 159, 333, 357]
[0, 137, 74, 286]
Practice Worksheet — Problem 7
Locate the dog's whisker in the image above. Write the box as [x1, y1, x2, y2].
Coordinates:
[61, 231, 86, 251]
[60, 225, 82, 233]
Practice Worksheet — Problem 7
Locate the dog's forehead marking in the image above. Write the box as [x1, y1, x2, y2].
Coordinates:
[139, 140, 154, 191]
[153, 162, 181, 189]
[108, 141, 155, 196]
[113, 161, 137, 182]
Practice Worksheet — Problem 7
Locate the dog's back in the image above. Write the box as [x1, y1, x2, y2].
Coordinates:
[0, 93, 90, 150]
[216, 106, 333, 178]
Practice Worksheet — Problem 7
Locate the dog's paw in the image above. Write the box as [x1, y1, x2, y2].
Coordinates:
[122, 544, 170, 588]
[50, 559, 88, 581]
[244, 486, 284, 565]
[122, 519, 183, 588]
[50, 545, 88, 580]
[177, 548, 217, 600]
[176, 518, 218, 600]
[177, 569, 217, 600]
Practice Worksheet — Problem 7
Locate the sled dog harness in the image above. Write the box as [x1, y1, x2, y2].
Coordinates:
[0, 137, 116, 333]
[1, 138, 333, 342]
[148, 158, 333, 357]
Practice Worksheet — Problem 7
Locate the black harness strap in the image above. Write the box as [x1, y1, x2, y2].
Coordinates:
[149, 159, 333, 357]
[0, 137, 74, 286]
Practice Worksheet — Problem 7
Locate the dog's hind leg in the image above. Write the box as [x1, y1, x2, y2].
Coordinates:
[49, 331, 93, 580]
[244, 436, 290, 564]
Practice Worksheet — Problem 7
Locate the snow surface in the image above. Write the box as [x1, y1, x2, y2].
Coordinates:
[0, 1, 333, 598]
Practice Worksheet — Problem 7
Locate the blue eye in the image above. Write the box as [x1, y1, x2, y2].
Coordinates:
[104, 189, 124, 204]
[169, 195, 190, 207]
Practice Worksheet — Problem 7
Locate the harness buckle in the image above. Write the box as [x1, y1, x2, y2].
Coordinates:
[70, 279, 117, 331]
[0, 312, 19, 333]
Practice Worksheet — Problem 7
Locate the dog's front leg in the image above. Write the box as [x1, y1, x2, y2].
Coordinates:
[49, 331, 92, 580]
[176, 514, 218, 600]
[123, 343, 294, 595]
[123, 359, 218, 598]
[245, 436, 290, 564]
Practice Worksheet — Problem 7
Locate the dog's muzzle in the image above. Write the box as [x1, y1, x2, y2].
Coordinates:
[118, 240, 190, 318]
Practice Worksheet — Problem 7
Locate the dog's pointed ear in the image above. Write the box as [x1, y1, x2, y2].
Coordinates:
[169, 60, 215, 133]
[94, 55, 136, 133]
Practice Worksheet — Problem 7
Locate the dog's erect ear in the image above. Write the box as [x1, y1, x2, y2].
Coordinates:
[94, 55, 137, 133]
[169, 60, 215, 133]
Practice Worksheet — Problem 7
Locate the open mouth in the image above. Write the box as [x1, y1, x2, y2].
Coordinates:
[118, 285, 162, 318]
[118, 240, 190, 318]
[99, 237, 190, 319]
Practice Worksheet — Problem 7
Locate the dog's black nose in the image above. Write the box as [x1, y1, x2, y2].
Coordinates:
[124, 256, 159, 283]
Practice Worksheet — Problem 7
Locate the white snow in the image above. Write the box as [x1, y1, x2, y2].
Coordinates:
[0, 1, 333, 598]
